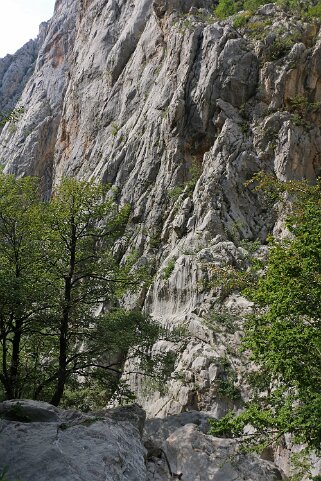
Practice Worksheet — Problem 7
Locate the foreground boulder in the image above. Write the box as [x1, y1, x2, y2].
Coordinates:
[0, 400, 147, 481]
[144, 411, 283, 481]
[0, 401, 283, 481]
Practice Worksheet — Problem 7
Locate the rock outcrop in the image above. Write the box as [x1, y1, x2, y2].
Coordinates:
[0, 38, 40, 118]
[144, 411, 283, 481]
[0, 0, 79, 191]
[0, 400, 283, 481]
[0, 400, 147, 481]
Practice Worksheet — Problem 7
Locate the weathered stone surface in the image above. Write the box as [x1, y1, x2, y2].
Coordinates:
[0, 0, 79, 192]
[0, 401, 283, 481]
[0, 29, 44, 116]
[144, 412, 283, 481]
[0, 400, 147, 481]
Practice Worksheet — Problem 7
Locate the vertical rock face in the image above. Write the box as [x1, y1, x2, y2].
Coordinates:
[0, 1, 321, 478]
[0, 0, 79, 191]
[0, 27, 45, 116]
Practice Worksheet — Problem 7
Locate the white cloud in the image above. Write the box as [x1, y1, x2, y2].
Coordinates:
[0, 0, 55, 57]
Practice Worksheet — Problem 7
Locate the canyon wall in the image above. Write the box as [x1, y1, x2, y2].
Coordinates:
[1, 0, 321, 478]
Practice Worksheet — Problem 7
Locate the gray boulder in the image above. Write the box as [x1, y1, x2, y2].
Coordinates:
[0, 400, 147, 481]
[144, 412, 284, 481]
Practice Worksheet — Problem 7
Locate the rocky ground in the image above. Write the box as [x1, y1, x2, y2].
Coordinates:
[0, 400, 283, 481]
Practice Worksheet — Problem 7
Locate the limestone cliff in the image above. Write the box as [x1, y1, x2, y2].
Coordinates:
[0, 34, 42, 117]
[1, 0, 321, 479]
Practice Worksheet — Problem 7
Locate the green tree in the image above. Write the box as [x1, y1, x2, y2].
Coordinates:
[0, 175, 171, 407]
[213, 0, 319, 19]
[0, 173, 50, 399]
[209, 176, 321, 454]
[43, 178, 142, 406]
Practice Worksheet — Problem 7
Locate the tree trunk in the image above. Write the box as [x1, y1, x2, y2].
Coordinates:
[50, 305, 69, 406]
[50, 207, 76, 406]
[0, 329, 12, 399]
[7, 319, 23, 399]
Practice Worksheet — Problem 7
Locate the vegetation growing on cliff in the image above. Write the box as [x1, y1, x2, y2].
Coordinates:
[209, 175, 321, 456]
[215, 0, 321, 19]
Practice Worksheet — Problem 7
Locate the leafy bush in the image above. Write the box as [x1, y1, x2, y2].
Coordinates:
[288, 95, 321, 115]
[215, 0, 242, 19]
[265, 36, 297, 61]
[243, 0, 266, 10]
[307, 2, 321, 19]
[215, 0, 321, 19]
[162, 257, 177, 279]
[215, 0, 269, 19]
[209, 175, 321, 454]
[233, 11, 252, 28]
[168, 185, 184, 200]
[216, 357, 242, 401]
[204, 309, 238, 334]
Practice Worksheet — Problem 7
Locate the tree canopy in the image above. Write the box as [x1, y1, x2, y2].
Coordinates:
[0, 173, 171, 408]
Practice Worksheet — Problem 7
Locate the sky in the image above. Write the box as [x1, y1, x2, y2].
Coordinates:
[0, 0, 55, 57]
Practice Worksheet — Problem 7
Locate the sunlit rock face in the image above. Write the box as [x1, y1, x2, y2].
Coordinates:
[0, 0, 78, 191]
[0, 23, 47, 119]
[1, 1, 321, 478]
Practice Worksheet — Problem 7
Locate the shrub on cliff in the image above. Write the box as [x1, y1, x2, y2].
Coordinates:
[214, 0, 321, 19]
[209, 175, 321, 456]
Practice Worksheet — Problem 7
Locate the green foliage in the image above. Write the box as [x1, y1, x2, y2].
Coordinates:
[216, 357, 242, 401]
[168, 186, 184, 201]
[307, 2, 321, 19]
[204, 308, 238, 334]
[0, 174, 170, 407]
[210, 174, 321, 455]
[288, 95, 320, 114]
[0, 467, 20, 481]
[275, 0, 301, 9]
[233, 11, 252, 28]
[0, 107, 24, 128]
[284, 95, 321, 128]
[168, 158, 202, 201]
[162, 257, 177, 279]
[276, 0, 321, 15]
[2, 403, 31, 423]
[214, 0, 321, 20]
[149, 229, 162, 249]
[239, 239, 262, 254]
[215, 0, 242, 19]
[111, 122, 120, 136]
[243, 0, 266, 11]
[265, 36, 297, 61]
[215, 0, 269, 18]
[244, 19, 272, 39]
[206, 261, 260, 300]
[186, 157, 202, 193]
